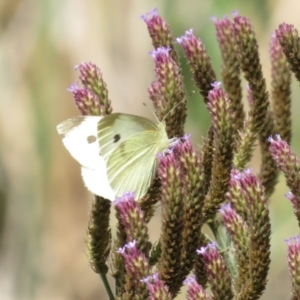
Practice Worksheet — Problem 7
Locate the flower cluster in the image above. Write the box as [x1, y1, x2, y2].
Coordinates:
[62, 8, 300, 300]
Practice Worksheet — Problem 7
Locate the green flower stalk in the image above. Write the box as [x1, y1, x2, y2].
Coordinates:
[177, 29, 216, 200]
[115, 193, 151, 256]
[197, 243, 233, 300]
[174, 136, 205, 279]
[270, 33, 292, 144]
[87, 196, 111, 271]
[213, 16, 244, 132]
[233, 87, 257, 169]
[285, 236, 300, 300]
[141, 273, 172, 300]
[219, 203, 249, 292]
[117, 240, 151, 299]
[202, 82, 234, 221]
[232, 13, 269, 129]
[233, 169, 271, 299]
[232, 14, 270, 176]
[275, 23, 300, 83]
[87, 196, 112, 300]
[157, 149, 184, 296]
[225, 169, 247, 219]
[184, 275, 212, 300]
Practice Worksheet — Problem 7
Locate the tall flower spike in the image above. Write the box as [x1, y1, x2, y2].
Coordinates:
[184, 275, 212, 300]
[115, 193, 151, 256]
[233, 86, 256, 169]
[177, 29, 216, 200]
[87, 196, 111, 274]
[177, 29, 216, 102]
[141, 8, 179, 63]
[270, 33, 292, 144]
[233, 14, 270, 165]
[219, 202, 250, 292]
[194, 233, 210, 289]
[256, 31, 292, 199]
[157, 151, 184, 296]
[269, 136, 300, 225]
[149, 47, 186, 137]
[197, 243, 233, 299]
[213, 16, 244, 132]
[199, 127, 214, 197]
[202, 83, 234, 221]
[117, 240, 150, 299]
[172, 137, 206, 283]
[285, 236, 300, 300]
[275, 23, 300, 83]
[258, 108, 278, 198]
[141, 273, 172, 300]
[237, 169, 271, 299]
[226, 169, 247, 220]
[74, 62, 112, 115]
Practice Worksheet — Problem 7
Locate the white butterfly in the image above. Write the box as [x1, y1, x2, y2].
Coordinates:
[57, 113, 173, 201]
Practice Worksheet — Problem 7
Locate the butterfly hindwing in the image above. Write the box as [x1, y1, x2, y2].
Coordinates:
[106, 129, 161, 199]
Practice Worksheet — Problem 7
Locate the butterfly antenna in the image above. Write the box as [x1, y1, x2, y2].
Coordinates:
[143, 97, 187, 123]
[161, 98, 187, 123]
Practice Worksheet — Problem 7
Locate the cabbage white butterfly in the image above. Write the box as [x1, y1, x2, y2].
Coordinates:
[57, 113, 172, 201]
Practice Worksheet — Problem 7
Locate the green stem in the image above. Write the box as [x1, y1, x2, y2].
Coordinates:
[99, 271, 115, 300]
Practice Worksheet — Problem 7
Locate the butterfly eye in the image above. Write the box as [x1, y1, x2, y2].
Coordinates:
[113, 134, 121, 143]
[87, 135, 97, 144]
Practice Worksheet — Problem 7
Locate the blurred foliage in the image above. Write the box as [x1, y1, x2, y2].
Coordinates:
[0, 0, 299, 299]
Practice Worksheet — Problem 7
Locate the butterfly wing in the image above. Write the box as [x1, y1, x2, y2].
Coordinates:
[106, 129, 166, 200]
[57, 116, 103, 169]
[97, 113, 158, 162]
[57, 116, 114, 200]
[57, 113, 169, 201]
[97, 113, 162, 199]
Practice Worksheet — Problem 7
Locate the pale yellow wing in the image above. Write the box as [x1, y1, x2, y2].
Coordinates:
[97, 113, 157, 162]
[106, 130, 161, 200]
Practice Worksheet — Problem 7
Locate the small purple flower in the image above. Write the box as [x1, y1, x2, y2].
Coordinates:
[141, 273, 172, 300]
[140, 8, 158, 22]
[184, 275, 211, 300]
[176, 29, 194, 44]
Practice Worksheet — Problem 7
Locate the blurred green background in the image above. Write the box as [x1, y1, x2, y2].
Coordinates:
[0, 0, 299, 299]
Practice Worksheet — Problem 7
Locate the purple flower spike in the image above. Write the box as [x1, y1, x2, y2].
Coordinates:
[285, 235, 300, 299]
[141, 273, 172, 300]
[117, 240, 150, 297]
[115, 192, 149, 253]
[184, 275, 211, 300]
[197, 242, 233, 299]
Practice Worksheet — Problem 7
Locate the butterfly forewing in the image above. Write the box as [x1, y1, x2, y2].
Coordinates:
[97, 113, 158, 162]
[106, 129, 166, 199]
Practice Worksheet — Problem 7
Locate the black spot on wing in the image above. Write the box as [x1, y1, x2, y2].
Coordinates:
[114, 134, 121, 143]
[87, 135, 97, 144]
